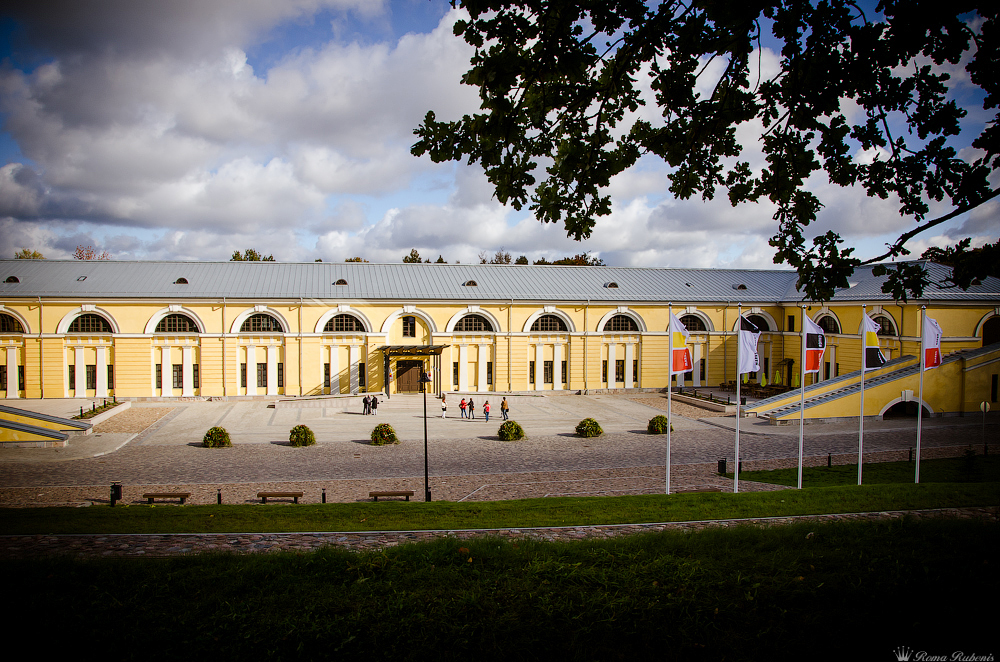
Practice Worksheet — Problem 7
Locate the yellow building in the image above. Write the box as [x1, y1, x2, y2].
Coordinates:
[1, 259, 997, 419]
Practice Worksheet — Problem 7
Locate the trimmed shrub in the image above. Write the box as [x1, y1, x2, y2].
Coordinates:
[575, 418, 603, 438]
[288, 424, 316, 447]
[370, 423, 399, 446]
[202, 426, 231, 448]
[497, 420, 525, 441]
[647, 415, 673, 434]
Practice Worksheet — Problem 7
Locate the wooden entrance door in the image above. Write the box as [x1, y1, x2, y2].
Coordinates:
[395, 360, 424, 393]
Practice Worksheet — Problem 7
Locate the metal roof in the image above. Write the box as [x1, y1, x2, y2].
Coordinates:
[1, 259, 997, 304]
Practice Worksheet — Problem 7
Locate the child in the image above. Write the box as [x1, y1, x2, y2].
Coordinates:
[441, 394, 447, 418]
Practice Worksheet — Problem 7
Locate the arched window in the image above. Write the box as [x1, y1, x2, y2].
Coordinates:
[873, 315, 896, 336]
[241, 313, 283, 333]
[679, 314, 706, 332]
[0, 313, 24, 333]
[604, 314, 638, 332]
[817, 315, 840, 334]
[324, 314, 365, 333]
[68, 313, 113, 333]
[454, 314, 494, 332]
[531, 314, 567, 332]
[747, 315, 770, 332]
[155, 314, 199, 333]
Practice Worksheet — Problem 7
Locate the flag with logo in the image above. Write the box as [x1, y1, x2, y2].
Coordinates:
[860, 314, 887, 371]
[923, 315, 943, 370]
[737, 316, 761, 375]
[669, 313, 693, 374]
[803, 316, 827, 374]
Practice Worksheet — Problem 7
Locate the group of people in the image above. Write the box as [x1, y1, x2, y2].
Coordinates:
[361, 394, 379, 415]
[440, 395, 509, 422]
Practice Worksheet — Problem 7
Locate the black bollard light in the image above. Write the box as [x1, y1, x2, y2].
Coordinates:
[217, 489, 222, 505]
[827, 453, 832, 468]
[718, 458, 727, 475]
[322, 488, 326, 504]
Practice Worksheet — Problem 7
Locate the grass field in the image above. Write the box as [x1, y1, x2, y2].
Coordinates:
[5, 516, 997, 661]
[733, 453, 1000, 487]
[2, 481, 998, 534]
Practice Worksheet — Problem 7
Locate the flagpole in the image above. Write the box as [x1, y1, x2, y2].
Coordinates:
[666, 302, 672, 495]
[799, 305, 807, 490]
[859, 305, 866, 486]
[916, 305, 926, 483]
[735, 304, 741, 494]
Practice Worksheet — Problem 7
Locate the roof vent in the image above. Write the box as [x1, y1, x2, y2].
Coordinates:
[174, 277, 188, 284]
[334, 279, 348, 285]
[732, 283, 747, 290]
[685, 282, 692, 287]
[604, 282, 618, 288]
[464, 280, 478, 286]
[77, 276, 87, 282]
[4, 276, 19, 283]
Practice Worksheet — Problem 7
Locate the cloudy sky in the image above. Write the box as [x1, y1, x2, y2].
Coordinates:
[0, 1, 995, 266]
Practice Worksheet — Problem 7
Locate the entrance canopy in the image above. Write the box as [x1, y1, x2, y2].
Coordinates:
[380, 345, 450, 397]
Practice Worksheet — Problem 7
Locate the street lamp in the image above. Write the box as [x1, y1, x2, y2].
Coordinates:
[420, 370, 434, 502]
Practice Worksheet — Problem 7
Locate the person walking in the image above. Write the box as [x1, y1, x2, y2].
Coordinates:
[468, 398, 475, 419]
[460, 398, 467, 419]
[500, 397, 509, 421]
[483, 400, 490, 422]
[363, 394, 371, 415]
[441, 394, 447, 418]
[371, 396, 378, 415]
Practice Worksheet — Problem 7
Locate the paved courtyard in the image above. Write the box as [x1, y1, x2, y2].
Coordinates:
[1, 392, 995, 506]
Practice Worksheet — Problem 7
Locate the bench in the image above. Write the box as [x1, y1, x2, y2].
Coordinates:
[674, 487, 724, 494]
[257, 491, 304, 504]
[369, 490, 415, 502]
[143, 492, 191, 505]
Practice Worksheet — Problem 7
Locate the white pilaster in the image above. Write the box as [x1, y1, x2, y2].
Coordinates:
[458, 344, 469, 392]
[245, 344, 257, 396]
[624, 343, 634, 387]
[828, 345, 836, 380]
[150, 349, 157, 396]
[182, 346, 194, 397]
[266, 344, 278, 395]
[691, 343, 701, 387]
[95, 346, 108, 397]
[74, 346, 86, 395]
[477, 344, 489, 391]
[553, 343, 563, 390]
[534, 343, 544, 390]
[6, 346, 19, 398]
[349, 344, 360, 394]
[161, 345, 172, 394]
[607, 342, 617, 384]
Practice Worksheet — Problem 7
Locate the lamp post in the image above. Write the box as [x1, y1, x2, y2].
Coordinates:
[420, 370, 433, 502]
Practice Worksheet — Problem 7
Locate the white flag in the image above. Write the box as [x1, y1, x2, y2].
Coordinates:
[737, 316, 761, 375]
[923, 315, 943, 370]
[668, 313, 693, 375]
[802, 316, 827, 374]
[860, 314, 887, 371]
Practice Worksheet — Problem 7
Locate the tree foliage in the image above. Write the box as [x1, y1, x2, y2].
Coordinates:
[345, 256, 369, 262]
[413, 1, 999, 301]
[403, 248, 424, 263]
[13, 248, 44, 259]
[230, 249, 274, 261]
[74, 245, 111, 260]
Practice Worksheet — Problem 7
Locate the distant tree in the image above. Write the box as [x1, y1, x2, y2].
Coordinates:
[480, 248, 513, 264]
[553, 252, 605, 266]
[230, 249, 274, 261]
[403, 249, 423, 263]
[435, 255, 447, 263]
[345, 257, 369, 262]
[533, 257, 551, 265]
[13, 248, 44, 259]
[514, 255, 529, 265]
[74, 245, 111, 260]
[315, 258, 323, 262]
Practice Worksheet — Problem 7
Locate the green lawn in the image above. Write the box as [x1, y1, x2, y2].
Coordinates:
[6, 516, 997, 660]
[2, 481, 997, 534]
[732, 453, 1000, 487]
